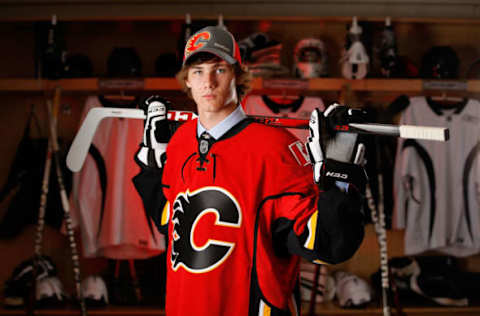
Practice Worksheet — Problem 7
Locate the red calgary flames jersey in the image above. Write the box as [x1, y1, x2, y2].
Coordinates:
[159, 119, 319, 316]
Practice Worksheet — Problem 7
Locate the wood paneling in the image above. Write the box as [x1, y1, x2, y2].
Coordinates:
[1, 0, 480, 21]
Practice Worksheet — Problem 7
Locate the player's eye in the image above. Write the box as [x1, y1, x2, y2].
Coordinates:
[216, 67, 227, 74]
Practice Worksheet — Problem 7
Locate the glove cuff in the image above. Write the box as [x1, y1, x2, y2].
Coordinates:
[320, 159, 367, 192]
[135, 145, 167, 170]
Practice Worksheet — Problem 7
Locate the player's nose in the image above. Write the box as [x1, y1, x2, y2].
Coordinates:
[204, 70, 217, 89]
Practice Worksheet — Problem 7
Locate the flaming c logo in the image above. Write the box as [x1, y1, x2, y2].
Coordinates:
[184, 31, 211, 58]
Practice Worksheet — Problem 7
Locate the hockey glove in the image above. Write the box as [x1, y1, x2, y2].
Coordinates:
[305, 103, 368, 192]
[135, 96, 171, 169]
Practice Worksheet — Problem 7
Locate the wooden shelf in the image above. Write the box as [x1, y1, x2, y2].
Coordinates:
[0, 305, 165, 316]
[2, 302, 480, 316]
[307, 300, 480, 316]
[1, 78, 479, 93]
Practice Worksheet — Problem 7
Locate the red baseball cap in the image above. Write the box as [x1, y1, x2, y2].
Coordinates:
[183, 26, 242, 66]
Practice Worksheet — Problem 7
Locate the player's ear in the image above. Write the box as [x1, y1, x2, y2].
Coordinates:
[184, 74, 192, 88]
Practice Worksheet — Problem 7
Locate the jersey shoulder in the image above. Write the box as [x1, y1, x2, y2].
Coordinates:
[168, 118, 197, 146]
[245, 122, 309, 166]
[247, 121, 300, 147]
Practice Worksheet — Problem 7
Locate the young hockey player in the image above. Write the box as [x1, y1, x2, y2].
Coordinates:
[133, 25, 367, 316]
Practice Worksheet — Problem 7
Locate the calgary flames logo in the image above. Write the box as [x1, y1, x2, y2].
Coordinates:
[184, 31, 211, 59]
[171, 187, 241, 273]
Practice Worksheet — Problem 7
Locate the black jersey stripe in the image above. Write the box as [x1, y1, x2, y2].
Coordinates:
[402, 140, 436, 243]
[88, 144, 107, 240]
[462, 141, 480, 242]
[249, 191, 306, 316]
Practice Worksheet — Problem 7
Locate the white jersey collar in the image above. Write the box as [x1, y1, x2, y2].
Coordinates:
[197, 105, 247, 140]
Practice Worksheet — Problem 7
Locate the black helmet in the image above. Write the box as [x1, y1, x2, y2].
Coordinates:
[64, 53, 94, 78]
[420, 46, 459, 79]
[106, 47, 142, 77]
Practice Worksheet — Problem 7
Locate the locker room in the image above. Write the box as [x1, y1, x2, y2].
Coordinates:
[0, 1, 479, 315]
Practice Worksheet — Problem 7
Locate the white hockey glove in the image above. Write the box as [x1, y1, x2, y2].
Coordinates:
[306, 103, 368, 192]
[135, 95, 171, 169]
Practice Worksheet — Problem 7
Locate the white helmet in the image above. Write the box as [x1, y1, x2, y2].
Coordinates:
[341, 16, 370, 79]
[81, 275, 109, 307]
[35, 276, 67, 307]
[294, 38, 328, 78]
[334, 270, 373, 307]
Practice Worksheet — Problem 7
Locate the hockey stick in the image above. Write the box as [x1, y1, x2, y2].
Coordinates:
[128, 259, 143, 303]
[34, 140, 53, 257]
[45, 88, 87, 316]
[30, 96, 58, 316]
[66, 107, 449, 172]
[367, 174, 391, 316]
[308, 263, 321, 316]
[34, 101, 59, 258]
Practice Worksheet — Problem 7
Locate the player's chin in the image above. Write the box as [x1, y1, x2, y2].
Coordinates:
[200, 100, 223, 111]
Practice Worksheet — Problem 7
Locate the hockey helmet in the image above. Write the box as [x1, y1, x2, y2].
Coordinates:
[106, 47, 142, 77]
[64, 53, 94, 78]
[238, 32, 270, 62]
[238, 32, 289, 78]
[81, 275, 109, 307]
[35, 276, 68, 307]
[293, 38, 328, 78]
[3, 256, 57, 307]
[334, 270, 373, 307]
[420, 46, 459, 79]
[8, 256, 57, 284]
[341, 17, 370, 79]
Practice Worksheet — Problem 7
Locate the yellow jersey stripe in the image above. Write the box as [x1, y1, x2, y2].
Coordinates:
[161, 202, 170, 226]
[313, 259, 329, 265]
[259, 300, 271, 316]
[304, 210, 318, 250]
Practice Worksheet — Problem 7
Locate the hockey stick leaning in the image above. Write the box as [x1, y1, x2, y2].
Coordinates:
[34, 91, 63, 258]
[46, 88, 87, 316]
[66, 107, 450, 172]
[367, 174, 391, 316]
[34, 119, 55, 258]
[29, 108, 56, 316]
[30, 96, 59, 316]
[34, 140, 52, 256]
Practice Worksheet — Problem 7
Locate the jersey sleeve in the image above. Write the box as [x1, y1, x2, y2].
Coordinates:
[132, 165, 169, 235]
[268, 140, 365, 265]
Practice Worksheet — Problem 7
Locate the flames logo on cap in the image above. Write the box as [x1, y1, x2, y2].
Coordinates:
[184, 31, 211, 59]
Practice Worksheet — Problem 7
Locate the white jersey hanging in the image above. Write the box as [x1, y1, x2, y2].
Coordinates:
[69, 96, 165, 259]
[243, 94, 324, 142]
[394, 96, 480, 257]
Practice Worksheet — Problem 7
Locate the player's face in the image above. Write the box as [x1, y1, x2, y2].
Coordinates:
[185, 59, 238, 124]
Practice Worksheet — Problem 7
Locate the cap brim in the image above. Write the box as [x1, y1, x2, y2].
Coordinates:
[183, 47, 237, 66]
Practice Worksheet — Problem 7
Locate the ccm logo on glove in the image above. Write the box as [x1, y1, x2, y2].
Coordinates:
[325, 171, 348, 180]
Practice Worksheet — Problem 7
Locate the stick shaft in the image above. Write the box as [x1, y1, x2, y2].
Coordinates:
[46, 88, 87, 316]
[35, 89, 63, 256]
[34, 141, 52, 257]
[66, 107, 449, 172]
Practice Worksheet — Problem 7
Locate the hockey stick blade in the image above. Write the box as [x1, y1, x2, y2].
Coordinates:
[66, 108, 196, 172]
[66, 107, 449, 172]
